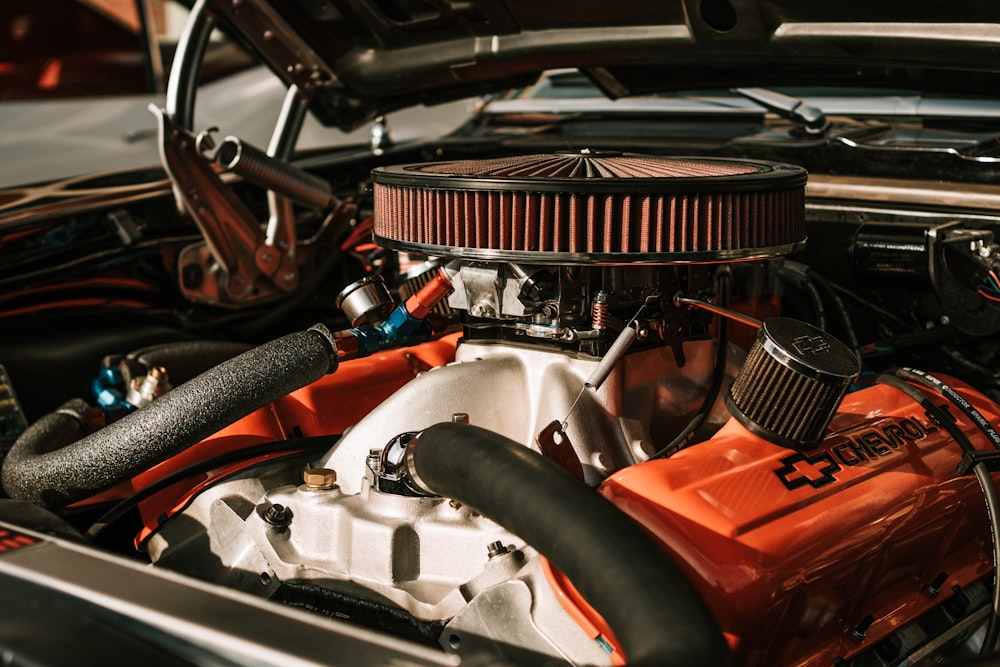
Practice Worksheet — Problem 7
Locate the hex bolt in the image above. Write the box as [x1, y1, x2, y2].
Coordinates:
[452, 413, 470, 424]
[366, 449, 382, 473]
[303, 467, 337, 490]
[924, 571, 948, 597]
[263, 503, 291, 527]
[851, 615, 874, 641]
[487, 541, 508, 559]
[470, 301, 496, 318]
[541, 303, 560, 319]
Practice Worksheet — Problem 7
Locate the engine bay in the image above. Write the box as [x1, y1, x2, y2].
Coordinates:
[4, 3, 1000, 666]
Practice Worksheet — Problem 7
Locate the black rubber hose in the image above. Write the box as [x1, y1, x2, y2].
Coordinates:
[405, 422, 732, 667]
[125, 340, 253, 384]
[2, 326, 338, 509]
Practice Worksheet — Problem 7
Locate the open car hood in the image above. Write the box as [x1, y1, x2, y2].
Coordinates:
[211, 0, 1000, 130]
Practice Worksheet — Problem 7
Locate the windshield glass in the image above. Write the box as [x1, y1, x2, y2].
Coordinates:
[484, 70, 1000, 119]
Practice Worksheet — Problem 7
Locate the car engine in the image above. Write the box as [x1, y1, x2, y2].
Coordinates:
[4, 3, 1000, 667]
[145, 152, 815, 665]
[5, 144, 1000, 666]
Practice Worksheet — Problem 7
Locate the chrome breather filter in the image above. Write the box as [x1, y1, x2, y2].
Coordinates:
[371, 151, 807, 264]
[727, 317, 861, 449]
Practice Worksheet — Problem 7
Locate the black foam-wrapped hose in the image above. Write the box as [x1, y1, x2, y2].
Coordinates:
[2, 326, 338, 509]
[125, 340, 253, 385]
[405, 422, 732, 667]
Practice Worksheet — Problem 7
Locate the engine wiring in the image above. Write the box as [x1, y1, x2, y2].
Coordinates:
[772, 259, 828, 332]
[858, 325, 957, 360]
[827, 278, 912, 328]
[876, 370, 1000, 655]
[980, 269, 1000, 303]
[651, 268, 733, 459]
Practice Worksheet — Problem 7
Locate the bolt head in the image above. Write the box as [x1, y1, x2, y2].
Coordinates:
[470, 302, 495, 318]
[263, 503, 291, 527]
[303, 467, 337, 490]
[487, 541, 509, 559]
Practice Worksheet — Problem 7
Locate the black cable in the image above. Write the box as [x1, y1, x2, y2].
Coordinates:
[0, 235, 200, 289]
[876, 371, 1000, 654]
[85, 436, 337, 541]
[239, 246, 347, 336]
[895, 368, 1000, 451]
[651, 268, 731, 459]
[773, 260, 828, 331]
[806, 268, 860, 355]
[940, 344, 1000, 389]
[893, 367, 1000, 654]
[860, 325, 955, 359]
[828, 280, 912, 327]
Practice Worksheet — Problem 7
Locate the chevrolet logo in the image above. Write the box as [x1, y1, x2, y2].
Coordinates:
[774, 452, 841, 490]
[792, 334, 832, 356]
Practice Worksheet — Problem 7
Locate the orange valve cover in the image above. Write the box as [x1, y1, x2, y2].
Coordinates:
[598, 379, 1000, 666]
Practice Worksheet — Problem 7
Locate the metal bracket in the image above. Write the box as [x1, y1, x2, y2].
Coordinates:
[536, 420, 584, 481]
[151, 105, 294, 306]
[207, 0, 340, 96]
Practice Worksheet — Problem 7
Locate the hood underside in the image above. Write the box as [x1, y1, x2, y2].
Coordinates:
[208, 0, 1000, 130]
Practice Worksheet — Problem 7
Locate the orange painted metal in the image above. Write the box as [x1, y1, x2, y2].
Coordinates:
[557, 378, 1000, 666]
[133, 334, 459, 545]
[540, 558, 626, 666]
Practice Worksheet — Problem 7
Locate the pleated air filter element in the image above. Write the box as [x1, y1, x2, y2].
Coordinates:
[727, 318, 861, 449]
[372, 151, 807, 263]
